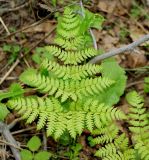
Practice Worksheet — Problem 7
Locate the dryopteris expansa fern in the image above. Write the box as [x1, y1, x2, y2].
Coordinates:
[88, 124, 135, 160]
[5, 7, 126, 139]
[8, 96, 125, 139]
[126, 91, 149, 160]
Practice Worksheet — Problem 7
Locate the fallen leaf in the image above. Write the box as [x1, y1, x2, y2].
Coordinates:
[120, 0, 132, 9]
[98, 0, 127, 15]
[101, 34, 119, 50]
[24, 21, 55, 33]
[129, 26, 149, 46]
[98, 0, 117, 14]
[126, 50, 147, 68]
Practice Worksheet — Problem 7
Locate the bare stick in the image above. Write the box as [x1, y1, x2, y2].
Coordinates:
[89, 29, 97, 50]
[0, 17, 10, 35]
[11, 126, 36, 135]
[0, 139, 21, 150]
[80, 0, 97, 49]
[0, 122, 21, 160]
[42, 129, 47, 151]
[0, 59, 20, 85]
[89, 34, 149, 64]
[0, 77, 18, 81]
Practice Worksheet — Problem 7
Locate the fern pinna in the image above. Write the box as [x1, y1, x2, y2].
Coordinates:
[126, 91, 149, 160]
[6, 7, 126, 139]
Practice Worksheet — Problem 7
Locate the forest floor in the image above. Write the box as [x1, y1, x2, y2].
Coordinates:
[0, 0, 149, 159]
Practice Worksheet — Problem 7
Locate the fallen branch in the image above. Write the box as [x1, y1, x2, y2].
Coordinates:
[89, 34, 149, 64]
[0, 121, 21, 160]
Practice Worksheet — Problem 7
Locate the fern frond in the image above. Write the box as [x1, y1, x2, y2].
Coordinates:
[44, 46, 98, 64]
[90, 124, 119, 145]
[126, 91, 149, 160]
[114, 133, 128, 150]
[40, 59, 102, 80]
[95, 143, 117, 157]
[76, 77, 115, 98]
[135, 139, 149, 160]
[89, 122, 135, 160]
[95, 146, 135, 160]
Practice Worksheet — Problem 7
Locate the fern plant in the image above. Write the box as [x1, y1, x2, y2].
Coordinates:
[88, 124, 135, 160]
[126, 91, 149, 160]
[3, 7, 126, 140]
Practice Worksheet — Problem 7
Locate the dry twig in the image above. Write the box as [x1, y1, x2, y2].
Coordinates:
[0, 17, 10, 35]
[89, 34, 149, 64]
[11, 127, 36, 135]
[0, 122, 21, 160]
[42, 129, 47, 151]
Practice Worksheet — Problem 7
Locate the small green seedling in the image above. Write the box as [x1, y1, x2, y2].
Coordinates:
[130, 2, 149, 20]
[2, 44, 21, 65]
[64, 143, 82, 160]
[119, 27, 129, 42]
[20, 136, 52, 160]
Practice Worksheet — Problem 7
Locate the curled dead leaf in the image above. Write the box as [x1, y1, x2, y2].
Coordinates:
[126, 50, 147, 68]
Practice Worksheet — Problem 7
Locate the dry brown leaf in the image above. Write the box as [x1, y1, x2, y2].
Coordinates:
[98, 0, 127, 15]
[98, 0, 117, 14]
[120, 0, 132, 8]
[92, 29, 102, 42]
[101, 34, 119, 50]
[129, 26, 149, 46]
[24, 21, 55, 33]
[126, 50, 147, 68]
